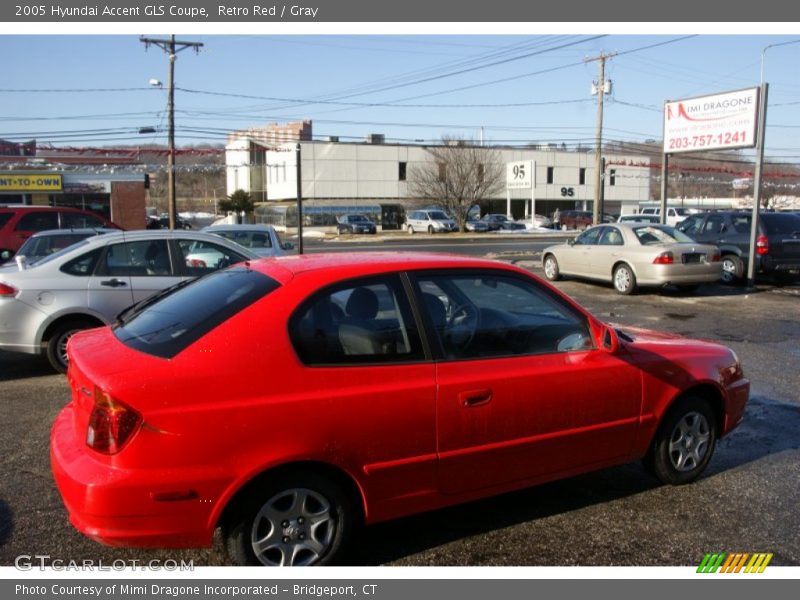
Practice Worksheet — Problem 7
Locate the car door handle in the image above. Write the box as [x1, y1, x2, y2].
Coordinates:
[459, 389, 493, 407]
[100, 278, 127, 287]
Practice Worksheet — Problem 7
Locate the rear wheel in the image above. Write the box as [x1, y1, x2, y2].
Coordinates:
[428, 225, 434, 234]
[613, 264, 637, 295]
[407, 225, 415, 235]
[720, 255, 744, 285]
[45, 319, 98, 373]
[224, 471, 356, 566]
[543, 255, 561, 281]
[646, 397, 717, 485]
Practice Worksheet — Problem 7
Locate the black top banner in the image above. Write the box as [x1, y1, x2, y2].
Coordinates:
[2, 0, 800, 22]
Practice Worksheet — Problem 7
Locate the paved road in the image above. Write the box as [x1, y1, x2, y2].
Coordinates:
[1, 245, 798, 567]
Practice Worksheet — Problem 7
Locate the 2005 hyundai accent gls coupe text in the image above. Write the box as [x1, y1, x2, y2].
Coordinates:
[51, 253, 750, 566]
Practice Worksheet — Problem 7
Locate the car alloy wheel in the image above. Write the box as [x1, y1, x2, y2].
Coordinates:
[46, 321, 94, 373]
[543, 255, 561, 281]
[225, 471, 355, 566]
[668, 412, 711, 473]
[720, 255, 743, 284]
[613, 264, 637, 295]
[408, 225, 415, 234]
[428, 225, 434, 234]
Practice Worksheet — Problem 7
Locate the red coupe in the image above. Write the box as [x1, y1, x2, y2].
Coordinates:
[51, 253, 749, 566]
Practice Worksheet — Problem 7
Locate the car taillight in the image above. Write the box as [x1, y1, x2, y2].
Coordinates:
[710, 249, 721, 262]
[0, 282, 17, 296]
[653, 251, 674, 265]
[86, 387, 142, 455]
[187, 258, 206, 268]
[756, 235, 769, 255]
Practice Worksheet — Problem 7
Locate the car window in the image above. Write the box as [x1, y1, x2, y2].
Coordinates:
[678, 215, 703, 236]
[761, 213, 800, 235]
[428, 211, 449, 220]
[290, 276, 424, 366]
[102, 240, 172, 276]
[574, 228, 602, 245]
[0, 213, 12, 228]
[730, 215, 752, 234]
[414, 272, 592, 360]
[703, 215, 726, 235]
[215, 230, 273, 249]
[114, 267, 279, 359]
[176, 239, 247, 276]
[59, 247, 101, 276]
[19, 233, 88, 261]
[633, 226, 694, 245]
[61, 212, 106, 228]
[15, 211, 58, 232]
[598, 227, 624, 246]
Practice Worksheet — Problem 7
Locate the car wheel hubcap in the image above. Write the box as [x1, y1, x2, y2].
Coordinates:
[251, 488, 335, 566]
[57, 329, 80, 368]
[544, 258, 556, 278]
[615, 268, 631, 291]
[668, 412, 711, 472]
[721, 259, 737, 281]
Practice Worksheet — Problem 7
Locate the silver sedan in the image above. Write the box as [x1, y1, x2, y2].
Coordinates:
[0, 230, 259, 372]
[541, 223, 722, 294]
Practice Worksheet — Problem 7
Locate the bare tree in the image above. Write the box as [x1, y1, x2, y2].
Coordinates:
[407, 138, 505, 231]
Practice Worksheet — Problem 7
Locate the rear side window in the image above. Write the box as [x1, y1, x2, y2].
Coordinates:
[114, 267, 278, 358]
[761, 213, 800, 235]
[59, 247, 101, 276]
[289, 275, 424, 365]
[15, 211, 58, 231]
[0, 213, 12, 228]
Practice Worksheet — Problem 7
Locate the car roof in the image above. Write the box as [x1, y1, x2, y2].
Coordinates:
[27, 227, 117, 238]
[203, 224, 273, 231]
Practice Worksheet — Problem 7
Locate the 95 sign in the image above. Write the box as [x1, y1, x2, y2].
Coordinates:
[506, 161, 534, 189]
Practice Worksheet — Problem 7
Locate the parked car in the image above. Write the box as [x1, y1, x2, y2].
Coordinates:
[1, 228, 116, 267]
[465, 219, 490, 232]
[336, 214, 377, 235]
[147, 215, 193, 230]
[481, 214, 526, 231]
[0, 230, 259, 372]
[202, 224, 292, 257]
[542, 223, 722, 294]
[677, 211, 800, 284]
[0, 205, 120, 261]
[639, 206, 690, 227]
[558, 210, 593, 230]
[618, 214, 660, 224]
[405, 209, 457, 234]
[51, 252, 749, 566]
[525, 214, 552, 229]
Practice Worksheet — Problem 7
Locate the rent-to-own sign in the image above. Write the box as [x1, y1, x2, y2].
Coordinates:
[0, 173, 63, 192]
[506, 161, 533, 189]
[663, 88, 759, 154]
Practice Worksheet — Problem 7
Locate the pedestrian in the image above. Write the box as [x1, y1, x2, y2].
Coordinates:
[552, 208, 561, 230]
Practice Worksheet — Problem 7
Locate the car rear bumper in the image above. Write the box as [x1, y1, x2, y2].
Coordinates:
[50, 404, 226, 549]
[759, 255, 800, 273]
[639, 263, 723, 285]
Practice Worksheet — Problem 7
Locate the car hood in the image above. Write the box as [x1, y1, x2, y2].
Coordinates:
[614, 324, 732, 353]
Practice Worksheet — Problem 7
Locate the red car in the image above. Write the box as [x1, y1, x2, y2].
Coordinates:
[51, 253, 749, 566]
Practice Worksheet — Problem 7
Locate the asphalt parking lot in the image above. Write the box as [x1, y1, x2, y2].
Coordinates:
[1, 264, 798, 567]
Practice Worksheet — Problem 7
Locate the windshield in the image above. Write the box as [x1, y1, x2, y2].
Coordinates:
[633, 226, 694, 245]
[428, 211, 449, 220]
[348, 215, 368, 222]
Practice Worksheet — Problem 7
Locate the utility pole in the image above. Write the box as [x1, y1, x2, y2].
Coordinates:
[296, 143, 304, 255]
[586, 52, 615, 225]
[140, 35, 203, 230]
[748, 83, 769, 288]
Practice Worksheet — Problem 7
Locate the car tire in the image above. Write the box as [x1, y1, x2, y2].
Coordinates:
[646, 396, 717, 485]
[45, 319, 97, 374]
[224, 470, 356, 567]
[613, 264, 637, 295]
[428, 225, 434, 234]
[407, 225, 414, 235]
[543, 254, 561, 281]
[720, 255, 744, 285]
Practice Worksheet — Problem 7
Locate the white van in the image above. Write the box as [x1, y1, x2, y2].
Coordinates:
[405, 209, 457, 234]
[639, 206, 690, 227]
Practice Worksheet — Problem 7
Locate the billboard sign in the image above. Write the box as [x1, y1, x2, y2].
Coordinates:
[663, 88, 759, 154]
[0, 173, 63, 193]
[506, 161, 533, 189]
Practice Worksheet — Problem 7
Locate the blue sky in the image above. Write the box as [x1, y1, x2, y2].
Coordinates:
[1, 34, 799, 160]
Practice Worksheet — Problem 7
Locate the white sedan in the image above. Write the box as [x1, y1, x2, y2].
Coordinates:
[541, 223, 722, 294]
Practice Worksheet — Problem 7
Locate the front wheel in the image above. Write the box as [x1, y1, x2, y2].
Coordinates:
[224, 471, 356, 566]
[427, 225, 434, 234]
[613, 264, 637, 295]
[646, 397, 717, 485]
[720, 255, 744, 285]
[407, 225, 415, 235]
[543, 255, 561, 281]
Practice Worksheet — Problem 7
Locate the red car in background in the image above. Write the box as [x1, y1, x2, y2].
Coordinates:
[0, 205, 121, 261]
[51, 253, 749, 566]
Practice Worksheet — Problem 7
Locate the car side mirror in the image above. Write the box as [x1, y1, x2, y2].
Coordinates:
[597, 323, 619, 354]
[282, 242, 295, 251]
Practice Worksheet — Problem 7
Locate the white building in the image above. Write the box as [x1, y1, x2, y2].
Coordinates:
[226, 136, 655, 228]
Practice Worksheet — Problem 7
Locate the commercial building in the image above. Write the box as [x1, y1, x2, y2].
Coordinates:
[0, 141, 147, 229]
[226, 123, 655, 229]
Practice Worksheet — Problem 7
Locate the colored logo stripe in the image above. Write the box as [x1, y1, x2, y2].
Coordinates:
[697, 553, 772, 573]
